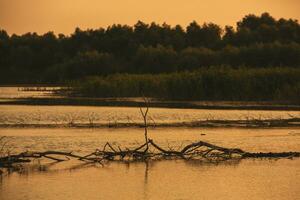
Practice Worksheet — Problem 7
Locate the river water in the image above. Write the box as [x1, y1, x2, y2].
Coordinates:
[0, 87, 300, 200]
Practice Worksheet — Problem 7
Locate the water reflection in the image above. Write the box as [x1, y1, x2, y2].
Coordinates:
[1, 158, 243, 179]
[1, 158, 299, 200]
[0, 87, 61, 99]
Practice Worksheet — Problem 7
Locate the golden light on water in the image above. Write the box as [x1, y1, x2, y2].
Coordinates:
[0, 0, 300, 34]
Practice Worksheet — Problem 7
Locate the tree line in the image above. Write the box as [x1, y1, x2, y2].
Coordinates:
[0, 12, 300, 83]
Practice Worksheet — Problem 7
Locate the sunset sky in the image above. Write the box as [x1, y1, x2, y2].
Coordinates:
[0, 0, 300, 35]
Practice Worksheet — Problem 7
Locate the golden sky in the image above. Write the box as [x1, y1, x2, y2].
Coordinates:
[0, 0, 299, 35]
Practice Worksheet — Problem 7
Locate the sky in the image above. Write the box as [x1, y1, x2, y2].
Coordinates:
[0, 0, 300, 35]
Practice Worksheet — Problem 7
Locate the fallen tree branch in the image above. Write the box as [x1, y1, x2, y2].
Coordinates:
[1, 139, 299, 170]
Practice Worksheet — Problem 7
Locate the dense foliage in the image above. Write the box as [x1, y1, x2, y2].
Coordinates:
[75, 67, 300, 102]
[0, 13, 300, 84]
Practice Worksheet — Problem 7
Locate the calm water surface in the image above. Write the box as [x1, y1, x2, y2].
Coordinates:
[1, 105, 299, 126]
[0, 87, 299, 200]
[1, 127, 300, 153]
[0, 86, 299, 126]
[1, 159, 299, 200]
[0, 127, 300, 200]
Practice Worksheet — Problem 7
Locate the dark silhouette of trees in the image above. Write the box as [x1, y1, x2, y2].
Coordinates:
[0, 29, 10, 73]
[0, 13, 300, 83]
[186, 21, 222, 48]
[133, 45, 178, 73]
[226, 13, 300, 45]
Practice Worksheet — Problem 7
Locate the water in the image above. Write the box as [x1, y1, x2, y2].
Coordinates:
[0, 87, 61, 99]
[1, 159, 299, 200]
[1, 105, 299, 126]
[0, 87, 299, 127]
[1, 127, 300, 153]
[0, 127, 300, 200]
[0, 87, 300, 200]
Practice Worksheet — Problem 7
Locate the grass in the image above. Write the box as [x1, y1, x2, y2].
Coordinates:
[72, 66, 300, 102]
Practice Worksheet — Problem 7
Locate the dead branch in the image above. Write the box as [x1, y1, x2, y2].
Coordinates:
[2, 139, 299, 170]
[140, 96, 150, 151]
[0, 150, 102, 168]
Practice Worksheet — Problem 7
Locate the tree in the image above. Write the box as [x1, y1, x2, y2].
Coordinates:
[133, 45, 178, 73]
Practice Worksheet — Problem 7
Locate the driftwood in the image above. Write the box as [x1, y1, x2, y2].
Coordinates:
[1, 139, 300, 170]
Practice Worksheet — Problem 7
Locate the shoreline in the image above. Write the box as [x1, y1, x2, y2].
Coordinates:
[1, 117, 299, 129]
[0, 97, 300, 111]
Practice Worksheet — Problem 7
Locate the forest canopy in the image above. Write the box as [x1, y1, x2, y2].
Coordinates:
[0, 12, 300, 84]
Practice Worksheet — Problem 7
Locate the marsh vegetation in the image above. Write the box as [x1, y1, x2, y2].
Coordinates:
[73, 67, 300, 102]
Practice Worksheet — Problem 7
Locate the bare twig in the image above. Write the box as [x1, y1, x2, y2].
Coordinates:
[140, 96, 150, 151]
